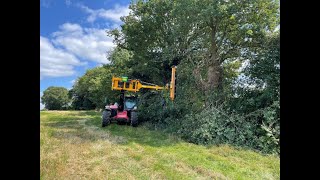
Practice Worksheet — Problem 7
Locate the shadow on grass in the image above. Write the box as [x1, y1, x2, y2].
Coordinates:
[42, 111, 180, 147]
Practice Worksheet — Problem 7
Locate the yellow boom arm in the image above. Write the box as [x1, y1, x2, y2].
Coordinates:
[111, 67, 176, 101]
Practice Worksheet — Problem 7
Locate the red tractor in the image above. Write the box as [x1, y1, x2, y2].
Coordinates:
[102, 92, 139, 127]
[101, 66, 176, 127]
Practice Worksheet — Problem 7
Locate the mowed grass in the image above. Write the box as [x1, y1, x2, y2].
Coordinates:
[40, 111, 280, 180]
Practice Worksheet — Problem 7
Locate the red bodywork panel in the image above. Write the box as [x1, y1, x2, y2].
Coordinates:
[110, 105, 118, 109]
[108, 104, 129, 121]
[115, 111, 129, 120]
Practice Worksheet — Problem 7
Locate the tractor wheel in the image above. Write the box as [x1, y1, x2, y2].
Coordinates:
[102, 110, 111, 127]
[130, 111, 138, 127]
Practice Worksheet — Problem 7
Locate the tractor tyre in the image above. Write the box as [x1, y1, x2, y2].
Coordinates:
[102, 110, 111, 127]
[130, 111, 138, 127]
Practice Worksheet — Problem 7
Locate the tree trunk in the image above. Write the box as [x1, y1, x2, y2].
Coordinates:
[192, 20, 223, 105]
[206, 24, 222, 92]
[207, 62, 222, 90]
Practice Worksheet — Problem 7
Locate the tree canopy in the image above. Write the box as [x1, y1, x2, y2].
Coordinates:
[41, 87, 70, 110]
[65, 0, 280, 154]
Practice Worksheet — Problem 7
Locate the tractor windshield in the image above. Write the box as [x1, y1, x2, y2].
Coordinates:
[125, 99, 136, 109]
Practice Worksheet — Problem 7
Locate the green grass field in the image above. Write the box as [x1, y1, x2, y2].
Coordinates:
[40, 111, 279, 180]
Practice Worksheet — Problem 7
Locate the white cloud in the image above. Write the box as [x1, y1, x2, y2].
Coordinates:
[40, 103, 44, 110]
[65, 0, 71, 6]
[40, 36, 84, 79]
[41, 0, 53, 8]
[70, 79, 77, 85]
[78, 4, 130, 23]
[40, 92, 45, 110]
[41, 4, 123, 79]
[52, 23, 115, 63]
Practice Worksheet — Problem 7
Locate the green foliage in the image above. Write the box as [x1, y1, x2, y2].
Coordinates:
[258, 100, 280, 154]
[109, 0, 279, 92]
[107, 47, 133, 76]
[179, 107, 254, 146]
[41, 86, 70, 110]
[70, 47, 132, 110]
[178, 103, 279, 154]
[138, 91, 184, 131]
[71, 65, 120, 110]
[132, 31, 280, 153]
[228, 33, 279, 153]
[69, 0, 280, 154]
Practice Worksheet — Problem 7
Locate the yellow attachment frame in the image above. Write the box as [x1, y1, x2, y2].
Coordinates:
[170, 66, 176, 101]
[111, 78, 167, 92]
[111, 66, 176, 100]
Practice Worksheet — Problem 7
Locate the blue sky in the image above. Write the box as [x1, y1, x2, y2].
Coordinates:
[40, 0, 131, 109]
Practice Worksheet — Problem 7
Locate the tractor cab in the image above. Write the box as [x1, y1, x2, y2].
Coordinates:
[116, 92, 137, 111]
[124, 95, 137, 110]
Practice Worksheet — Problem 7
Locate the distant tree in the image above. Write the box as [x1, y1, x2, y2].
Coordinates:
[41, 86, 70, 110]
